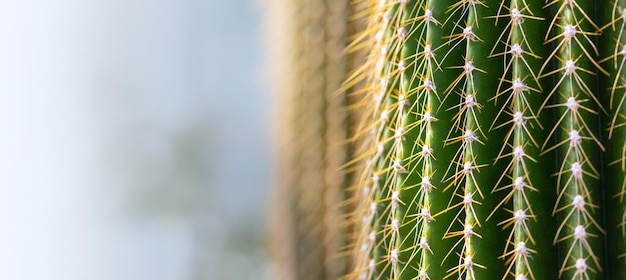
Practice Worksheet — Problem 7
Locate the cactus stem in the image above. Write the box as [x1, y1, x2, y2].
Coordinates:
[542, 3, 606, 274]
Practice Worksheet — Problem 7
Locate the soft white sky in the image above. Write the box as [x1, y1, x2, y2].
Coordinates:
[0, 1, 269, 279]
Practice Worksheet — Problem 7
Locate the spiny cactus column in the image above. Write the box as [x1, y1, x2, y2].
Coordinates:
[344, 0, 626, 279]
[488, 0, 557, 279]
[267, 0, 352, 279]
[540, 0, 606, 278]
[268, 0, 626, 279]
[348, 0, 511, 278]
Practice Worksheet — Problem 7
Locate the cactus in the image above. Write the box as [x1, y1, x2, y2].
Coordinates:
[267, 0, 354, 279]
[343, 0, 626, 279]
[268, 0, 626, 279]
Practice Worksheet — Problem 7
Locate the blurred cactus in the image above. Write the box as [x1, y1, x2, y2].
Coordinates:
[268, 0, 626, 279]
[267, 0, 353, 279]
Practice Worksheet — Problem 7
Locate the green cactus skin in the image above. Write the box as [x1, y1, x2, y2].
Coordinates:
[540, 0, 607, 278]
[603, 1, 626, 279]
[342, 0, 626, 279]
[492, 0, 557, 279]
[269, 0, 626, 279]
[487, 0, 559, 279]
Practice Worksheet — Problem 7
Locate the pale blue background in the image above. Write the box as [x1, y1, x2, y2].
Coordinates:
[0, 0, 269, 279]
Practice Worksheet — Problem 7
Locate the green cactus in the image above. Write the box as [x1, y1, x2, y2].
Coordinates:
[342, 0, 626, 279]
[268, 0, 626, 279]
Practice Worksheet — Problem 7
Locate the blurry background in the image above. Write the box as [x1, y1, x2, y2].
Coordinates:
[0, 0, 269, 279]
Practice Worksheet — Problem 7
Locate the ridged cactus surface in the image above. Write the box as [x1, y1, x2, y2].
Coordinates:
[268, 0, 626, 279]
[345, 0, 626, 279]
